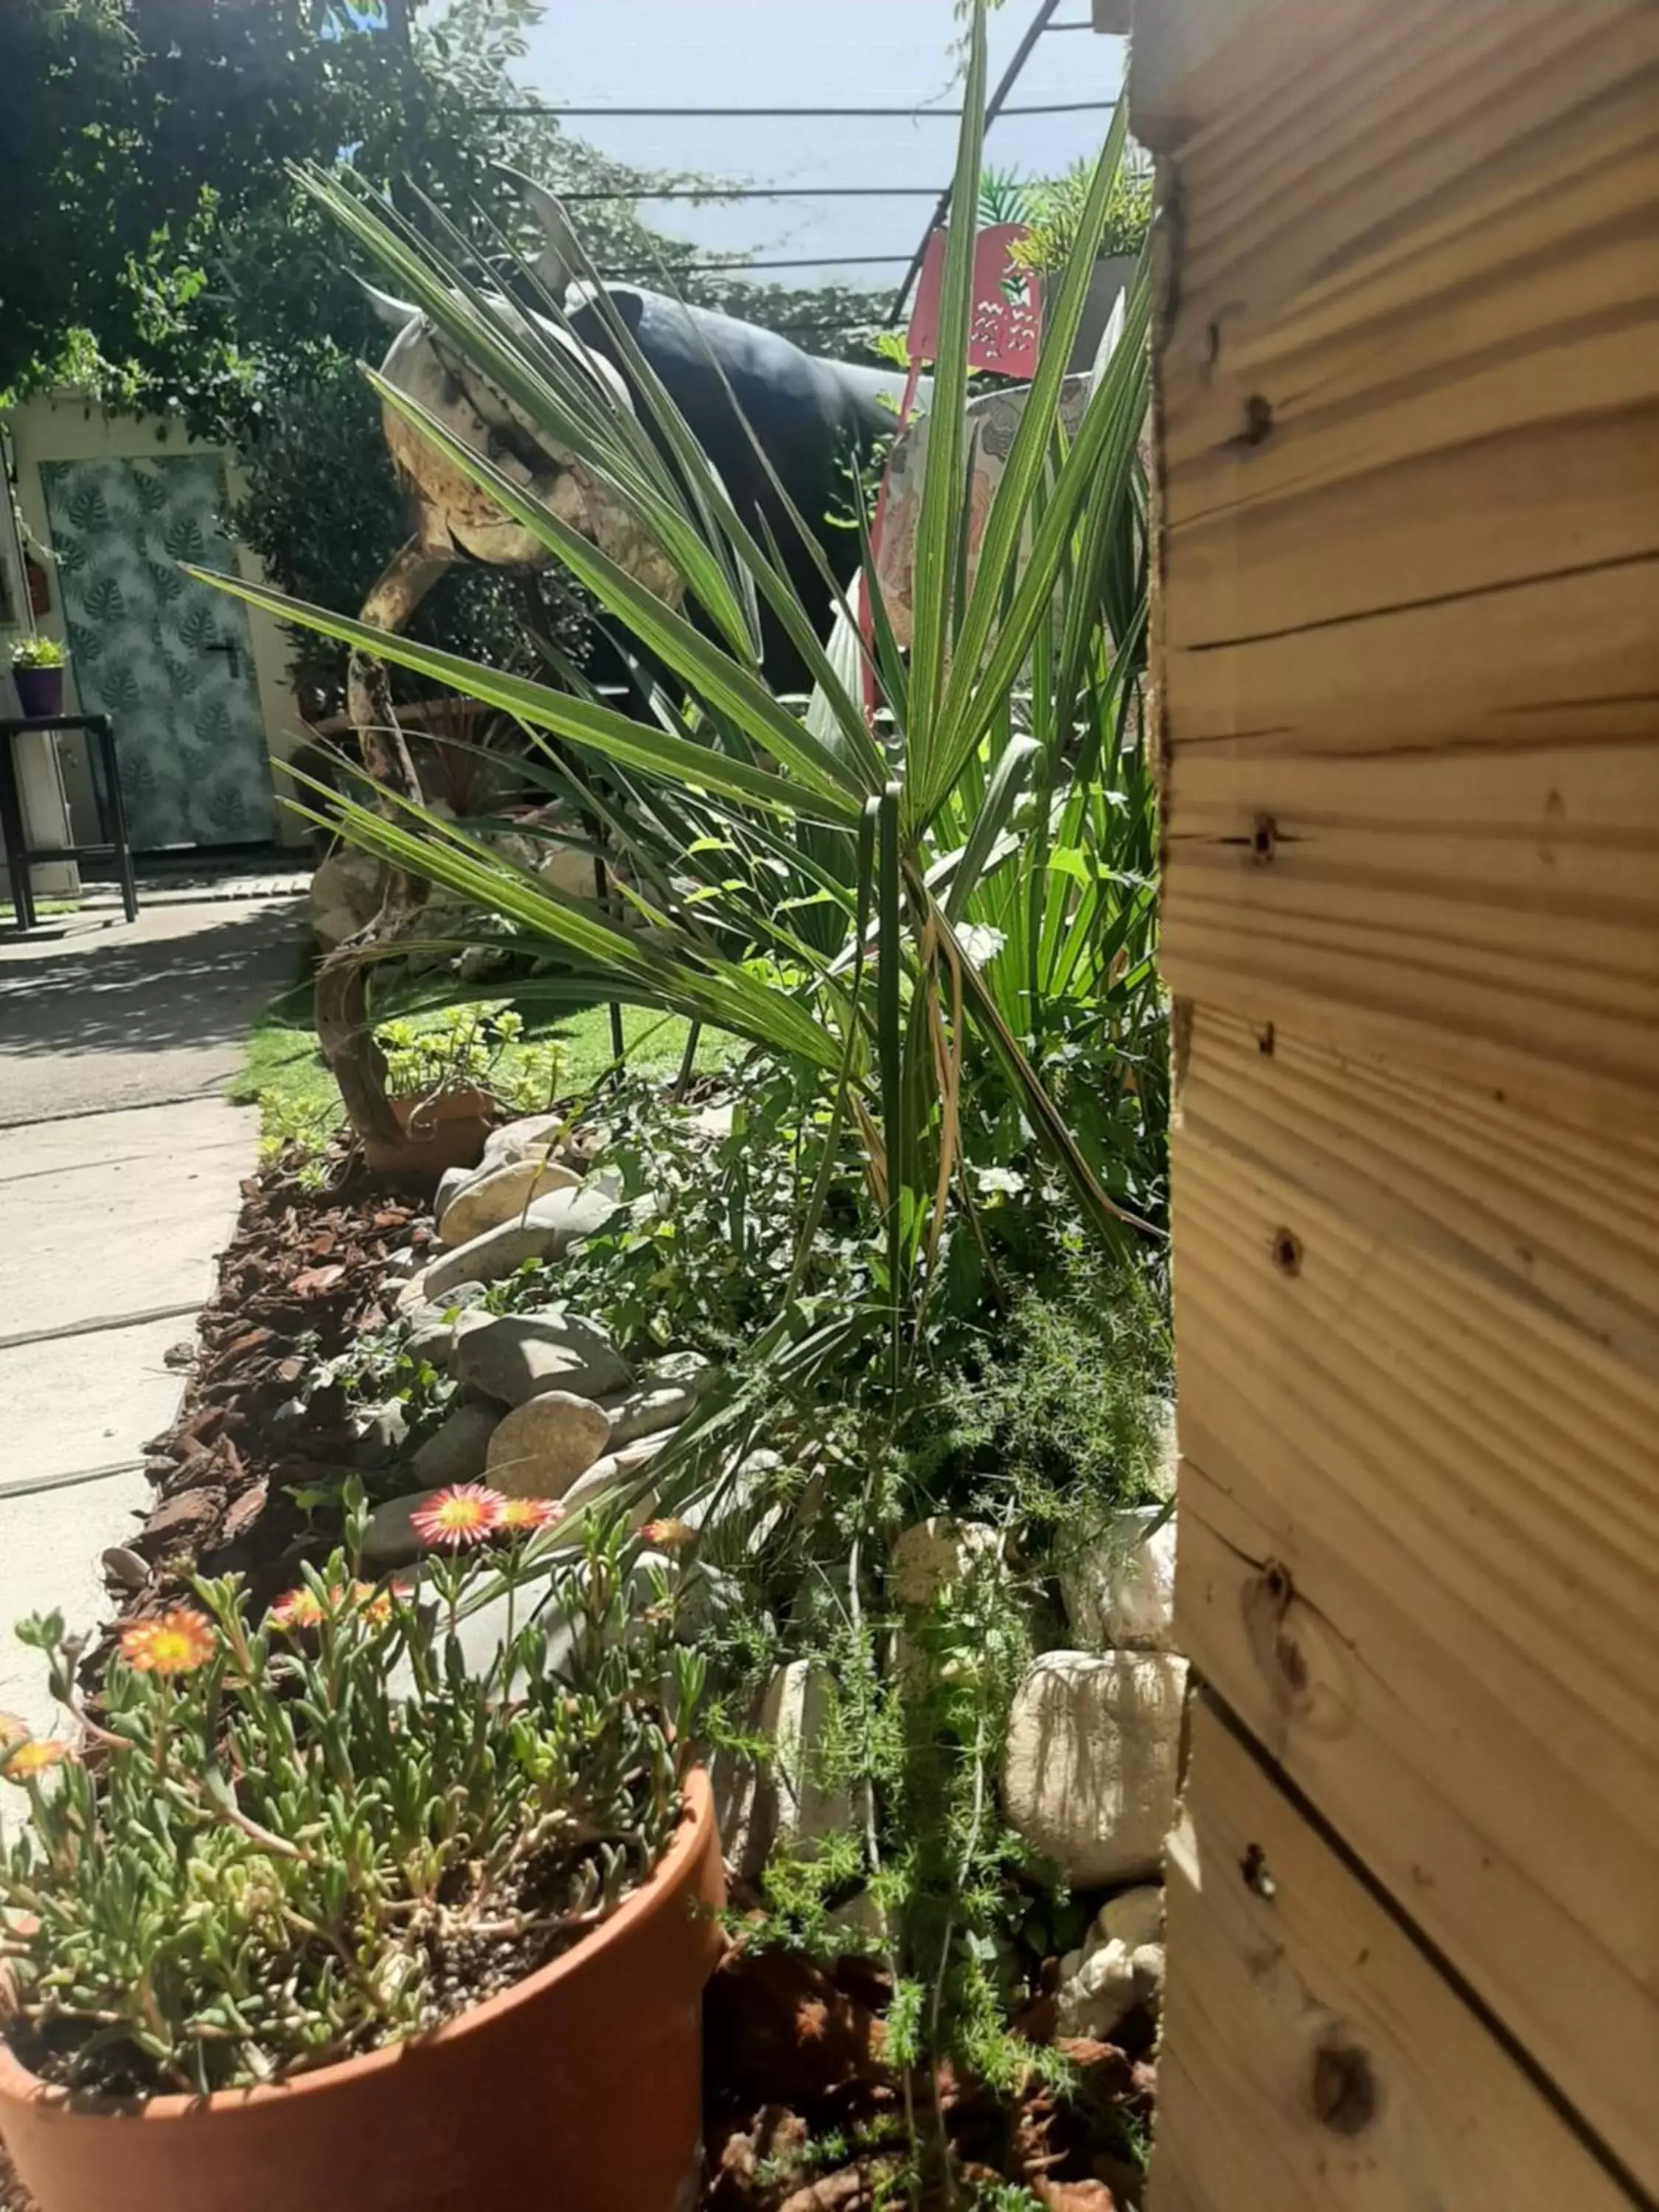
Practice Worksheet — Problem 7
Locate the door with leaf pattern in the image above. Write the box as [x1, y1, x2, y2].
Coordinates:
[41, 454, 276, 848]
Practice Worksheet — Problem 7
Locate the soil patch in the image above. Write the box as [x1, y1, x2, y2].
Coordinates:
[0, 2140, 35, 2212]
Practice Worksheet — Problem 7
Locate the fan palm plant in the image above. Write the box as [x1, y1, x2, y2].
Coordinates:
[195, 1, 1161, 1348]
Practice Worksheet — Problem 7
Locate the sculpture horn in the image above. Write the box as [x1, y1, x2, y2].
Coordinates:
[354, 274, 420, 332]
[501, 164, 580, 304]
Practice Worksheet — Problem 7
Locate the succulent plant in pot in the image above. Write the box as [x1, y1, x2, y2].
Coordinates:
[7, 636, 67, 720]
[364, 1006, 524, 1178]
[0, 1493, 723, 2212]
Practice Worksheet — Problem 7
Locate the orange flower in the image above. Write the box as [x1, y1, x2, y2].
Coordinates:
[268, 1587, 326, 1632]
[410, 1484, 505, 1551]
[119, 1607, 216, 1676]
[0, 1712, 29, 1750]
[1, 1739, 73, 1777]
[497, 1497, 564, 1537]
[271, 1582, 394, 1631]
[355, 1581, 396, 1625]
[640, 1517, 695, 1550]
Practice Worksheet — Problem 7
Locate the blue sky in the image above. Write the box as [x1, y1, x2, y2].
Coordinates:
[514, 1, 1127, 291]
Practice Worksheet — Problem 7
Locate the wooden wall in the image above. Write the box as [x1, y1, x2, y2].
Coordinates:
[1132, 4, 1659, 2204]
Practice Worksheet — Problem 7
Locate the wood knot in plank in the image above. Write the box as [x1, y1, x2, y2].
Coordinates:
[1311, 2039, 1380, 2137]
[1240, 1842, 1277, 1899]
[1229, 392, 1274, 448]
[1241, 1559, 1354, 1742]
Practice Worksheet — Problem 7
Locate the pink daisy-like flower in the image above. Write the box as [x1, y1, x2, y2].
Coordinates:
[409, 1484, 506, 1551]
[271, 1582, 394, 1632]
[497, 1496, 564, 1537]
[268, 1587, 327, 1632]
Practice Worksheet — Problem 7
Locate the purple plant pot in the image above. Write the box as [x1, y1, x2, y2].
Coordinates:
[12, 664, 63, 719]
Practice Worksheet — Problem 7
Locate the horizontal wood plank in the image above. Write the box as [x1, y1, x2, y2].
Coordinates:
[1161, 734, 1659, 1117]
[1146, 2, 1659, 750]
[1162, 125, 1659, 530]
[1177, 1007, 1659, 1375]
[1167, 1032, 1659, 2191]
[1165, 6, 1659, 344]
[1164, 401, 1659, 651]
[1150, 1697, 1641, 2211]
[1160, 544, 1659, 756]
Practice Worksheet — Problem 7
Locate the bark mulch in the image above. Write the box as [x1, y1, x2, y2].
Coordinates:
[702, 1931, 1155, 2210]
[114, 1147, 431, 1628]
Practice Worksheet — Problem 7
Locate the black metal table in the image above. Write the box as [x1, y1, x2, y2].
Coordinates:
[0, 713, 139, 931]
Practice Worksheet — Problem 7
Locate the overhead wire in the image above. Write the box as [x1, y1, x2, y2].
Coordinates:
[478, 1, 1106, 327]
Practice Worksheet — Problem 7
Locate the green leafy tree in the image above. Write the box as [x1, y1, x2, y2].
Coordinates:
[2, 1, 894, 705]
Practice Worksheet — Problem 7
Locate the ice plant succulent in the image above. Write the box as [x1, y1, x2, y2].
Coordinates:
[268, 1585, 327, 1632]
[411, 1482, 506, 1549]
[641, 1517, 695, 1551]
[269, 1581, 392, 1632]
[118, 1607, 216, 1676]
[0, 1493, 703, 2099]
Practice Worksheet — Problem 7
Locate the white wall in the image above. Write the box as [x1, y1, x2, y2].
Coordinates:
[3, 396, 308, 849]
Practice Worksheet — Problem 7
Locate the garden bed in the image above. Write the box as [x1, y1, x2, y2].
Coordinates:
[46, 1082, 1172, 2208]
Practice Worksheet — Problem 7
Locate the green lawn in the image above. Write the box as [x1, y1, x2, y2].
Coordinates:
[0, 896, 80, 922]
[232, 967, 740, 1152]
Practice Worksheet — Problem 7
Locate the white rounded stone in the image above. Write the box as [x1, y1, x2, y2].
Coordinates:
[890, 1517, 1001, 1607]
[1059, 1505, 1178, 1652]
[437, 1156, 581, 1247]
[422, 1185, 619, 1300]
[485, 1391, 611, 1499]
[453, 1311, 629, 1407]
[410, 1399, 501, 1488]
[1002, 1651, 1188, 1888]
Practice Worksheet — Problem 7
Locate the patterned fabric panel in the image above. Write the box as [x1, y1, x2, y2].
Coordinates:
[41, 453, 276, 849]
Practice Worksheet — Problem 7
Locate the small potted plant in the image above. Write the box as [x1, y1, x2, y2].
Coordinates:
[0, 1492, 723, 2212]
[8, 636, 66, 720]
[364, 1006, 522, 1176]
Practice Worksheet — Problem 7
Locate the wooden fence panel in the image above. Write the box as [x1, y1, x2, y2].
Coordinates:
[1139, 0, 1659, 2199]
[1153, 1699, 1638, 2212]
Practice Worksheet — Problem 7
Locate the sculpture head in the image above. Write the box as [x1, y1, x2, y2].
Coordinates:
[360, 192, 679, 602]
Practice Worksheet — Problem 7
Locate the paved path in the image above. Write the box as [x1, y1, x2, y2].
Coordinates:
[0, 884, 304, 1738]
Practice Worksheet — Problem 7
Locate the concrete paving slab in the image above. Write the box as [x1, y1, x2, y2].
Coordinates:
[0, 894, 306, 1125]
[0, 1313, 190, 1489]
[0, 1464, 153, 1745]
[0, 886, 293, 1759]
[0, 1099, 256, 1341]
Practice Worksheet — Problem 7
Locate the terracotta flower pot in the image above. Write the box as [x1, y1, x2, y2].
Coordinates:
[0, 1770, 724, 2212]
[361, 1085, 495, 1179]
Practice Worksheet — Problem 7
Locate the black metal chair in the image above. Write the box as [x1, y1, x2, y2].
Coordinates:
[0, 713, 139, 932]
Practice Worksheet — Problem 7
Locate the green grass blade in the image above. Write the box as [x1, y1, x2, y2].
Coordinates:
[905, 0, 988, 772]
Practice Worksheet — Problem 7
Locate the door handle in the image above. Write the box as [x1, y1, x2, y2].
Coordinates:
[204, 639, 243, 679]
